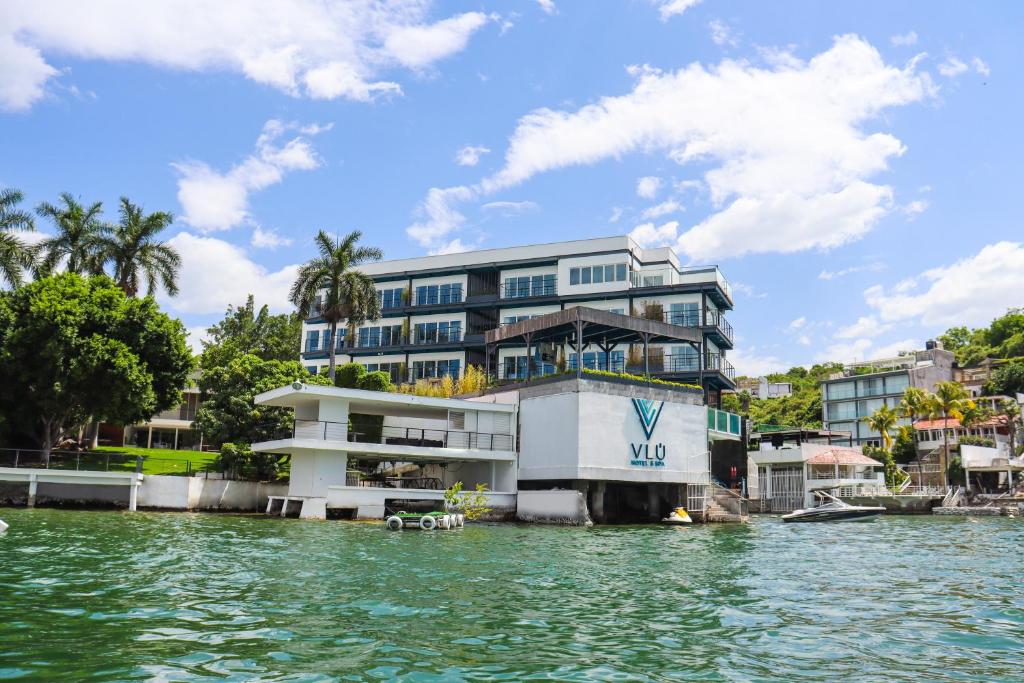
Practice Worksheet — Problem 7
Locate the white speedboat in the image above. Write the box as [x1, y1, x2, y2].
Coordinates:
[782, 491, 885, 523]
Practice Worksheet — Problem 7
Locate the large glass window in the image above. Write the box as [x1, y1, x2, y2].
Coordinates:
[856, 377, 886, 398]
[379, 287, 404, 309]
[412, 359, 461, 380]
[886, 374, 909, 394]
[355, 324, 402, 348]
[305, 330, 320, 352]
[415, 283, 462, 306]
[414, 320, 461, 344]
[827, 381, 856, 400]
[568, 263, 627, 287]
[827, 401, 857, 421]
[665, 346, 699, 371]
[667, 302, 700, 326]
[568, 350, 624, 372]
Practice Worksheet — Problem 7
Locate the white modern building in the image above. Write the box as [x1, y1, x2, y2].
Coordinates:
[300, 236, 736, 404]
[749, 443, 886, 513]
[251, 373, 744, 523]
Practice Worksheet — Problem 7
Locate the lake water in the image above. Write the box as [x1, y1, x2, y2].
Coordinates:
[0, 508, 1022, 682]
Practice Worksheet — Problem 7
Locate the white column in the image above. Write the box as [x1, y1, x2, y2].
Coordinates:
[147, 426, 153, 449]
[27, 474, 37, 508]
[173, 429, 179, 450]
[129, 481, 138, 511]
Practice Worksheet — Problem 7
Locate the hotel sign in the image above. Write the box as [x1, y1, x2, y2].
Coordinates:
[630, 398, 666, 467]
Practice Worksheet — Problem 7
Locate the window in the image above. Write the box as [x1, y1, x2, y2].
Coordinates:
[414, 320, 461, 344]
[885, 374, 909, 394]
[569, 263, 627, 287]
[503, 275, 554, 298]
[665, 346, 699, 372]
[305, 330, 320, 352]
[449, 411, 466, 430]
[856, 377, 885, 397]
[305, 365, 318, 375]
[415, 283, 462, 306]
[412, 358, 461, 379]
[355, 324, 403, 348]
[379, 287, 404, 309]
[827, 401, 857, 421]
[827, 381, 856, 400]
[667, 302, 699, 326]
[568, 350, 624, 372]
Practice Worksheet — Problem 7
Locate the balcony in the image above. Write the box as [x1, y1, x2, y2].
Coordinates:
[410, 291, 464, 307]
[629, 266, 733, 306]
[290, 420, 513, 452]
[652, 308, 734, 345]
[500, 278, 557, 300]
[708, 408, 743, 438]
[705, 353, 736, 380]
[410, 328, 463, 346]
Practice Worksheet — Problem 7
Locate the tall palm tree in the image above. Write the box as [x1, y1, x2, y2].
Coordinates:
[932, 381, 969, 489]
[290, 230, 383, 381]
[899, 386, 930, 476]
[0, 188, 36, 288]
[864, 404, 899, 453]
[997, 398, 1021, 459]
[35, 192, 107, 275]
[97, 197, 180, 296]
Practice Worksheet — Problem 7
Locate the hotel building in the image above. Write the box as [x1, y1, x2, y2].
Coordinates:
[300, 236, 736, 403]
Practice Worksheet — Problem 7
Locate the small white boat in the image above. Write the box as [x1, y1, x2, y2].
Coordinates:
[661, 507, 693, 524]
[782, 491, 885, 523]
[0, 519, 8, 533]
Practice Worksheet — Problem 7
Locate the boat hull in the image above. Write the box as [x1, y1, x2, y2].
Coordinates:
[782, 508, 884, 523]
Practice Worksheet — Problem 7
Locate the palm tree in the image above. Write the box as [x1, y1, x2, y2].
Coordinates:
[97, 197, 180, 296]
[864, 404, 899, 453]
[290, 230, 383, 382]
[35, 192, 107, 275]
[932, 381, 969, 489]
[899, 386, 930, 476]
[0, 188, 36, 287]
[997, 398, 1021, 459]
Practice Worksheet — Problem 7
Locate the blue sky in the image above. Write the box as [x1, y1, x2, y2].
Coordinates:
[2, 0, 1022, 374]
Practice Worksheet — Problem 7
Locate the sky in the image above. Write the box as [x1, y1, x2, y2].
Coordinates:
[2, 0, 1022, 375]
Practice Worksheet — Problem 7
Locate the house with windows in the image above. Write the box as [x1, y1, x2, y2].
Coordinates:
[819, 342, 956, 446]
[300, 235, 736, 403]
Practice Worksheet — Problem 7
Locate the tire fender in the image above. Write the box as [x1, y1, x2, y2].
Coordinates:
[420, 514, 437, 530]
[385, 516, 403, 530]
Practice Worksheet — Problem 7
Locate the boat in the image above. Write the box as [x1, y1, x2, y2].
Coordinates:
[782, 490, 885, 523]
[661, 507, 692, 524]
[0, 519, 7, 533]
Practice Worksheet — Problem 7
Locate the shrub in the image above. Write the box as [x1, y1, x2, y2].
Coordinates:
[335, 362, 367, 388]
[444, 481, 492, 520]
[357, 370, 393, 392]
[581, 367, 702, 391]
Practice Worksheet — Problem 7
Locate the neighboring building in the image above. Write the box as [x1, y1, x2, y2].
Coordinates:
[736, 376, 792, 399]
[747, 428, 884, 512]
[251, 374, 743, 523]
[913, 416, 1015, 456]
[97, 375, 205, 451]
[820, 343, 956, 446]
[299, 236, 736, 403]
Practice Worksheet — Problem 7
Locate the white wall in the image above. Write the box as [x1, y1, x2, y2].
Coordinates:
[289, 449, 349, 497]
[557, 254, 631, 297]
[137, 476, 288, 511]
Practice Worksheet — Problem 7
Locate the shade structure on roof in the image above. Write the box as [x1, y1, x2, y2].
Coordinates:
[806, 449, 883, 467]
[484, 306, 702, 348]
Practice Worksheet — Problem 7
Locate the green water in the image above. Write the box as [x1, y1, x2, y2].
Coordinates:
[1, 509, 1022, 682]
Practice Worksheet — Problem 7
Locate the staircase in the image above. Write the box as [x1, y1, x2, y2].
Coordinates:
[704, 483, 749, 523]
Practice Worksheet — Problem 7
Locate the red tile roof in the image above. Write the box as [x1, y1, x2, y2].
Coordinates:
[806, 449, 882, 466]
[914, 416, 1006, 430]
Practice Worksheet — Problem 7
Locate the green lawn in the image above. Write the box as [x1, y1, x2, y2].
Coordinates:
[91, 445, 220, 476]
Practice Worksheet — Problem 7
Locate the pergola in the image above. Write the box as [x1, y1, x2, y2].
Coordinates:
[482, 306, 702, 381]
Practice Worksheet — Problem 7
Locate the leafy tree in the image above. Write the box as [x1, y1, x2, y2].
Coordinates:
[997, 399, 1021, 458]
[0, 274, 192, 455]
[0, 188, 36, 288]
[289, 230, 382, 382]
[357, 370, 393, 392]
[334, 362, 367, 388]
[200, 295, 303, 368]
[96, 197, 180, 297]
[893, 425, 917, 465]
[193, 354, 331, 447]
[34, 193, 107, 276]
[939, 309, 1024, 365]
[984, 361, 1024, 397]
[864, 404, 899, 452]
[930, 381, 969, 488]
[444, 481, 492, 520]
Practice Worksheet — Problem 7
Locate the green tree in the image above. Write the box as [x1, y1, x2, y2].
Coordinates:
[193, 354, 331, 447]
[984, 361, 1024, 397]
[997, 398, 1021, 458]
[96, 197, 180, 297]
[931, 381, 969, 489]
[334, 362, 367, 389]
[864, 404, 899, 452]
[893, 425, 917, 465]
[200, 295, 303, 368]
[899, 386, 931, 473]
[0, 274, 192, 455]
[289, 230, 382, 382]
[34, 193, 107, 276]
[0, 188, 36, 288]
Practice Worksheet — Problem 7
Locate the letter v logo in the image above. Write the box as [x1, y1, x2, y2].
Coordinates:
[631, 398, 664, 440]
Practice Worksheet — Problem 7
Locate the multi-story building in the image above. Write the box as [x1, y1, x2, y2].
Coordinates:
[735, 376, 793, 399]
[300, 236, 736, 402]
[820, 343, 956, 446]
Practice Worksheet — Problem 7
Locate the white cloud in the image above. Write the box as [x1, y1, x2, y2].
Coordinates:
[481, 200, 539, 216]
[797, 334, 811, 346]
[731, 281, 766, 299]
[630, 220, 680, 247]
[901, 198, 928, 219]
[864, 241, 1024, 328]
[835, 316, 891, 339]
[709, 20, 739, 47]
[455, 145, 491, 167]
[938, 57, 968, 78]
[729, 346, 788, 377]
[890, 31, 918, 47]
[429, 238, 473, 255]
[971, 57, 991, 77]
[406, 185, 475, 249]
[0, 1, 490, 111]
[640, 199, 682, 220]
[608, 206, 624, 223]
[185, 326, 210, 355]
[818, 261, 884, 280]
[788, 317, 806, 331]
[250, 226, 293, 249]
[636, 176, 663, 199]
[653, 0, 702, 21]
[536, 0, 557, 15]
[162, 232, 298, 315]
[460, 35, 934, 261]
[173, 119, 327, 232]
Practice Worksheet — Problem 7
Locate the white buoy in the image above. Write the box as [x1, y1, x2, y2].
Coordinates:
[0, 519, 8, 533]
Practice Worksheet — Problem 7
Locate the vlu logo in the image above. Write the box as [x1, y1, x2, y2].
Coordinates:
[630, 398, 667, 467]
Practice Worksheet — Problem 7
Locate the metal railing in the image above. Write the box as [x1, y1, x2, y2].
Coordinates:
[286, 421, 513, 451]
[410, 329, 462, 346]
[705, 353, 736, 379]
[807, 470, 880, 480]
[411, 291, 464, 307]
[0, 448, 216, 477]
[500, 279, 557, 299]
